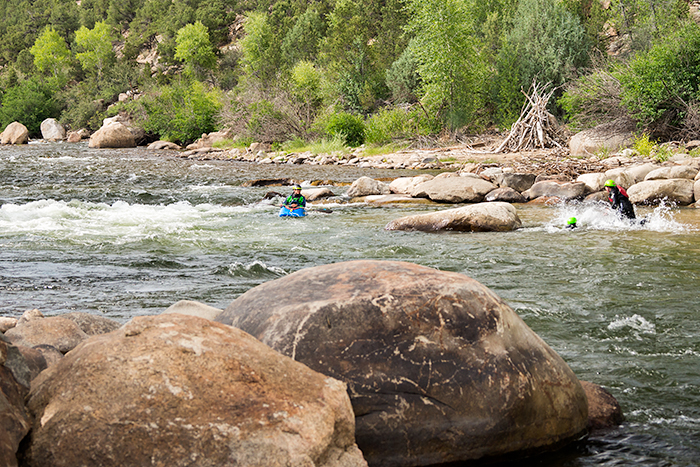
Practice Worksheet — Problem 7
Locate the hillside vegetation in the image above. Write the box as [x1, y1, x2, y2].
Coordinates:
[0, 0, 698, 149]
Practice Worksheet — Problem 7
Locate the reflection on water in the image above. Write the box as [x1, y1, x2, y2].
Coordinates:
[1, 143, 699, 466]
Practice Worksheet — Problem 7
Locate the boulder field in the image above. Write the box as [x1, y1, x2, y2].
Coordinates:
[0, 262, 624, 467]
[333, 156, 700, 231]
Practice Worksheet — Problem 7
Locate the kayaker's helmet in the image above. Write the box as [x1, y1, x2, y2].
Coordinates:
[604, 179, 616, 187]
[567, 217, 577, 225]
[293, 184, 302, 190]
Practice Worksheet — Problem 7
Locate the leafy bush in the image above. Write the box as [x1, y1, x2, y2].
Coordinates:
[140, 80, 222, 144]
[558, 66, 626, 131]
[633, 132, 654, 157]
[386, 48, 420, 104]
[319, 111, 365, 146]
[619, 22, 700, 138]
[499, 0, 589, 121]
[364, 106, 438, 144]
[0, 77, 62, 135]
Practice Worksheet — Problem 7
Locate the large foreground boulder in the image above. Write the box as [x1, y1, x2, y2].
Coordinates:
[216, 260, 589, 467]
[385, 202, 522, 232]
[0, 336, 32, 467]
[21, 314, 366, 467]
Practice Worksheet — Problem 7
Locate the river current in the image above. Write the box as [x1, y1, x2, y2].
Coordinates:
[1, 142, 699, 466]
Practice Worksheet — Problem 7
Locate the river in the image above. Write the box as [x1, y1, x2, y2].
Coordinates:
[1, 142, 699, 466]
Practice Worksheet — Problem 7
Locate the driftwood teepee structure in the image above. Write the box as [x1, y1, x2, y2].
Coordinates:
[494, 82, 568, 153]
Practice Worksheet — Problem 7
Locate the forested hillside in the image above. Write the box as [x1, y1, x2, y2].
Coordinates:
[0, 0, 698, 148]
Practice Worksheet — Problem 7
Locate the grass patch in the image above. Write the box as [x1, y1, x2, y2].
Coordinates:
[212, 138, 251, 149]
[363, 142, 408, 157]
[280, 134, 351, 156]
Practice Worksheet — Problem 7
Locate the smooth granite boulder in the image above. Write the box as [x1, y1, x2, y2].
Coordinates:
[21, 314, 366, 467]
[216, 260, 589, 467]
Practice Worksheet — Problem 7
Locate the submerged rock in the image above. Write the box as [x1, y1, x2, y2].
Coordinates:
[216, 260, 589, 467]
[21, 314, 366, 467]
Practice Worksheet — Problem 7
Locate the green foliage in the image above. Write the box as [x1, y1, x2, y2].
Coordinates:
[322, 0, 406, 113]
[175, 21, 217, 78]
[385, 47, 420, 104]
[500, 0, 589, 117]
[57, 78, 107, 131]
[364, 106, 438, 144]
[281, 134, 351, 155]
[319, 111, 366, 146]
[406, 0, 489, 130]
[74, 21, 115, 77]
[140, 80, 222, 144]
[0, 77, 62, 135]
[30, 26, 72, 81]
[619, 22, 700, 137]
[281, 7, 325, 65]
[605, 0, 689, 54]
[240, 12, 281, 83]
[558, 65, 626, 131]
[633, 132, 654, 156]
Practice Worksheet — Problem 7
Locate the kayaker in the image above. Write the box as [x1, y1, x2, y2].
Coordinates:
[281, 184, 306, 210]
[566, 217, 577, 229]
[604, 179, 636, 220]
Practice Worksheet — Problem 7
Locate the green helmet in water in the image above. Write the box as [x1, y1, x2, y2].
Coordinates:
[604, 179, 616, 187]
[567, 217, 577, 225]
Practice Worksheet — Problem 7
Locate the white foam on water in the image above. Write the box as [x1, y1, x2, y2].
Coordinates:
[0, 199, 261, 244]
[546, 200, 691, 233]
[607, 313, 656, 335]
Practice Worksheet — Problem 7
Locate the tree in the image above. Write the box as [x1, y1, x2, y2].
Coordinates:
[406, 0, 489, 130]
[175, 21, 217, 78]
[239, 12, 281, 84]
[619, 21, 700, 138]
[281, 7, 325, 66]
[74, 21, 115, 77]
[30, 26, 72, 81]
[0, 76, 62, 136]
[494, 0, 590, 122]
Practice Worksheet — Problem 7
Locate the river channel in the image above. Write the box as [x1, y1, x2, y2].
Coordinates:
[1, 142, 699, 466]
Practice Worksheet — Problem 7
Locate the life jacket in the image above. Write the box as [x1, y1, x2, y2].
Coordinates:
[617, 185, 628, 198]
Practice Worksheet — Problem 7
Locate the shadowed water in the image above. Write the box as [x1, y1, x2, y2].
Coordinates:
[1, 142, 699, 466]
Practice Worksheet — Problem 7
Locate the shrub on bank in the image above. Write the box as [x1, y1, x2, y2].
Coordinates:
[0, 77, 61, 136]
[139, 80, 222, 145]
[318, 111, 365, 147]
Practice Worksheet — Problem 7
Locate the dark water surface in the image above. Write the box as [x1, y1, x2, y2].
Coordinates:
[1, 143, 699, 466]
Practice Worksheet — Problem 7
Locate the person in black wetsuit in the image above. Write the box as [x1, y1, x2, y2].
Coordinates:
[281, 184, 306, 210]
[604, 179, 635, 219]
